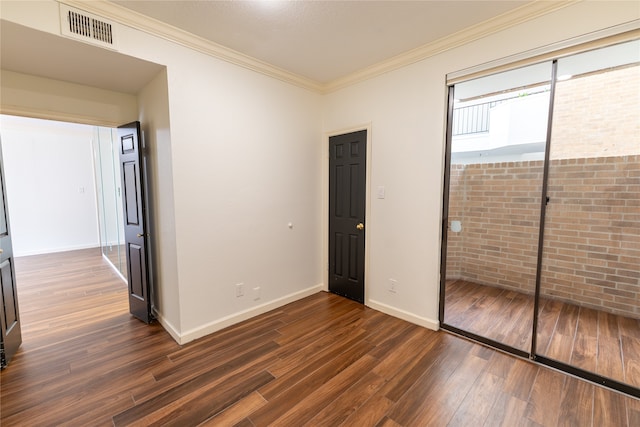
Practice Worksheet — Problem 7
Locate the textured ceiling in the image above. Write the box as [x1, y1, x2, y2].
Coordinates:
[112, 0, 533, 83]
[0, 0, 545, 96]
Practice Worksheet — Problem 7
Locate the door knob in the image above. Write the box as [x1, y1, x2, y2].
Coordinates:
[137, 233, 144, 238]
[0, 249, 3, 254]
[356, 223, 364, 230]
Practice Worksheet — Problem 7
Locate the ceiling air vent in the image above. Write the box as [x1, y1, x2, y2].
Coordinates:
[59, 5, 118, 50]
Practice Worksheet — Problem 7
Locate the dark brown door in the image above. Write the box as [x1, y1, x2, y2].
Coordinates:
[329, 130, 367, 303]
[0, 140, 22, 367]
[118, 122, 152, 323]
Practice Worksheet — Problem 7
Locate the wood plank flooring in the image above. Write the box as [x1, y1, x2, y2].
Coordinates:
[103, 244, 127, 280]
[444, 279, 640, 388]
[2, 250, 638, 426]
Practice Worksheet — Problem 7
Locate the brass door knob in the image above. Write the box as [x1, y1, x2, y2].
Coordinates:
[356, 223, 364, 230]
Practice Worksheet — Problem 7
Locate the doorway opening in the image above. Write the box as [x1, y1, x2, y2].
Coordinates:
[0, 114, 131, 363]
[1, 115, 126, 278]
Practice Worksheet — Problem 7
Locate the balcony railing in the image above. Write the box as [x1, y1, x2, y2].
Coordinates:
[452, 102, 493, 136]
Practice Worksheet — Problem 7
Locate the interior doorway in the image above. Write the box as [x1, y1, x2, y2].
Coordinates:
[0, 114, 129, 363]
[0, 115, 126, 277]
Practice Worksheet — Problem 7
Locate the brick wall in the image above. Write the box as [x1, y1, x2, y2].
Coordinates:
[446, 155, 640, 318]
[446, 161, 542, 293]
[542, 155, 640, 318]
[551, 66, 640, 160]
[446, 63, 640, 319]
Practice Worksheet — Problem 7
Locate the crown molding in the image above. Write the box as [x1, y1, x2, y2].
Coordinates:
[59, 0, 324, 93]
[60, 0, 579, 95]
[323, 0, 580, 93]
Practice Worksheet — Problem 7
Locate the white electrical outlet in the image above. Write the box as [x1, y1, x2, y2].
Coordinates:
[252, 286, 261, 301]
[235, 283, 244, 297]
[389, 279, 397, 293]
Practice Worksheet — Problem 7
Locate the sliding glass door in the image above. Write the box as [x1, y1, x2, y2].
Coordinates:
[536, 40, 640, 390]
[442, 62, 552, 354]
[441, 39, 639, 396]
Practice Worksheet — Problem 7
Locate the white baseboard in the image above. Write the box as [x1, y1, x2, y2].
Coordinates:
[177, 284, 324, 345]
[154, 286, 439, 345]
[15, 244, 101, 257]
[153, 308, 182, 344]
[367, 299, 440, 331]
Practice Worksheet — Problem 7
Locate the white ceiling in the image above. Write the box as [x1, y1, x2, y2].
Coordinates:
[0, 20, 165, 94]
[0, 0, 548, 96]
[112, 0, 533, 84]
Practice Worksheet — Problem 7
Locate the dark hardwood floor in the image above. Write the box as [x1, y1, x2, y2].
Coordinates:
[2, 250, 639, 426]
[104, 244, 127, 280]
[444, 279, 640, 389]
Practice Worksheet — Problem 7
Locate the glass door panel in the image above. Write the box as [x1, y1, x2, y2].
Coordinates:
[443, 62, 552, 353]
[537, 40, 640, 387]
[92, 126, 127, 279]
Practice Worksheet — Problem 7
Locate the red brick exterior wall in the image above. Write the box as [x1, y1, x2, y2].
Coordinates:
[542, 155, 640, 317]
[551, 66, 639, 160]
[446, 161, 542, 293]
[446, 155, 640, 319]
[446, 64, 640, 319]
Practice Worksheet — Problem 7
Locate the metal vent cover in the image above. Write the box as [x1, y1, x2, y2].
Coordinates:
[59, 5, 118, 50]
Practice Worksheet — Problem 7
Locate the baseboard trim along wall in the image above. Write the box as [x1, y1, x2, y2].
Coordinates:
[15, 244, 101, 258]
[155, 286, 439, 345]
[368, 299, 440, 331]
[176, 284, 324, 345]
[153, 309, 182, 344]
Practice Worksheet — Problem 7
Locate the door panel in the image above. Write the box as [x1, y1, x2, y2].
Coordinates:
[123, 161, 140, 225]
[329, 130, 366, 303]
[537, 42, 640, 390]
[118, 122, 152, 323]
[0, 140, 21, 367]
[128, 243, 145, 299]
[441, 62, 553, 353]
[1, 261, 18, 328]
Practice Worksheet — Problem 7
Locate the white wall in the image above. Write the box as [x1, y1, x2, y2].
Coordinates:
[151, 38, 323, 339]
[0, 115, 100, 256]
[0, 70, 138, 127]
[71, 4, 322, 340]
[322, 1, 640, 327]
[1, 0, 637, 343]
[138, 68, 182, 337]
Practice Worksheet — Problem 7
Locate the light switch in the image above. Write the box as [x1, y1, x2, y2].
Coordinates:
[377, 186, 385, 199]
